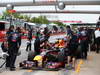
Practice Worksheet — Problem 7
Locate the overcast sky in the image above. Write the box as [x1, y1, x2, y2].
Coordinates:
[0, 0, 100, 23]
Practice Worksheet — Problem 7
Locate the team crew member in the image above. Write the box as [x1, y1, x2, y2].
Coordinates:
[6, 26, 20, 71]
[67, 32, 78, 69]
[66, 25, 73, 38]
[94, 28, 100, 53]
[6, 25, 15, 69]
[16, 27, 22, 51]
[80, 28, 88, 59]
[34, 29, 51, 55]
[27, 29, 33, 51]
[34, 32, 41, 55]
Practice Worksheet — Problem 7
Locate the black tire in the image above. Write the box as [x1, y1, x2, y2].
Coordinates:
[58, 50, 65, 62]
[27, 51, 36, 61]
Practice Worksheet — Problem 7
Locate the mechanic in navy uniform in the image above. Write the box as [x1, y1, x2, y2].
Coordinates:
[6, 25, 14, 69]
[67, 32, 78, 69]
[80, 27, 88, 59]
[26, 29, 33, 51]
[15, 27, 22, 52]
[6, 25, 21, 71]
[34, 29, 51, 55]
[34, 32, 41, 55]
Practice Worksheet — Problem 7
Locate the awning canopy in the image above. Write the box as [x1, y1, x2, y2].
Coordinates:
[26, 22, 36, 26]
[0, 21, 10, 24]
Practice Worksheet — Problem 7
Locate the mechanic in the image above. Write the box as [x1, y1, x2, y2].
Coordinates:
[6, 25, 21, 71]
[94, 27, 100, 53]
[34, 32, 41, 55]
[26, 29, 33, 51]
[15, 27, 22, 52]
[67, 31, 78, 69]
[80, 27, 88, 59]
[34, 29, 51, 54]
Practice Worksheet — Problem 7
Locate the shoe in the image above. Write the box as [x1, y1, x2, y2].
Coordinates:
[12, 66, 16, 68]
[96, 51, 99, 53]
[5, 67, 10, 69]
[71, 67, 75, 71]
[10, 68, 15, 71]
[65, 64, 72, 70]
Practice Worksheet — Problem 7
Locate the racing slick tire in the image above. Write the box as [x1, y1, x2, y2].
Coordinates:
[28, 51, 36, 61]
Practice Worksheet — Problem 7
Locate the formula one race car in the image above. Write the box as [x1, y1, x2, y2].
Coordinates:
[19, 47, 68, 70]
[19, 38, 69, 70]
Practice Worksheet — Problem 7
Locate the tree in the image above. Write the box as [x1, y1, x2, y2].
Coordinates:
[18, 15, 24, 19]
[30, 16, 49, 24]
[0, 15, 3, 20]
[53, 21, 66, 27]
[3, 11, 10, 16]
[30, 17, 35, 23]
[13, 13, 21, 19]
[38, 16, 49, 24]
[43, 16, 49, 24]
[2, 11, 11, 20]
[23, 15, 31, 22]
